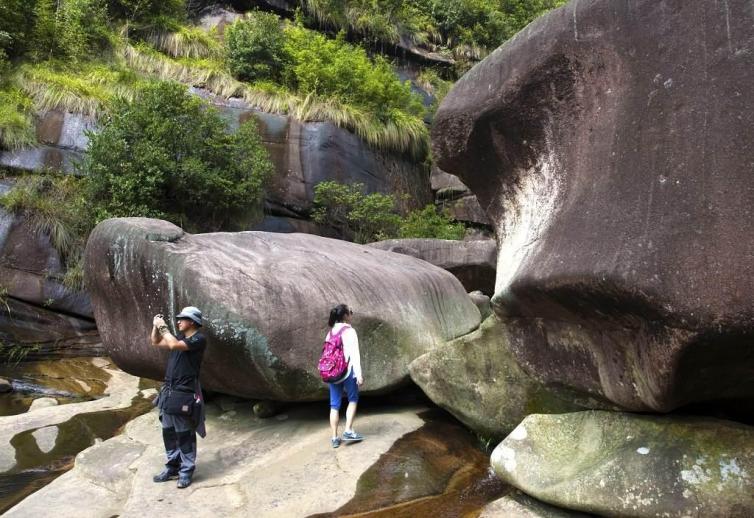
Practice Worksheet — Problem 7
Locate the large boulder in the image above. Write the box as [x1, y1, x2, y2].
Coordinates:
[432, 0, 754, 412]
[409, 315, 589, 438]
[367, 238, 497, 295]
[84, 218, 481, 400]
[491, 411, 754, 517]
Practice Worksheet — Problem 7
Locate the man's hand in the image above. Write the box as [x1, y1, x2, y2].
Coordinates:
[357, 376, 364, 386]
[153, 315, 166, 328]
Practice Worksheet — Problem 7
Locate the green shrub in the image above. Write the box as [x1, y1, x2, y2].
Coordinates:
[399, 204, 465, 240]
[312, 181, 465, 243]
[226, 12, 288, 82]
[107, 0, 186, 29]
[312, 181, 400, 243]
[81, 81, 274, 232]
[283, 24, 424, 120]
[0, 1, 36, 59]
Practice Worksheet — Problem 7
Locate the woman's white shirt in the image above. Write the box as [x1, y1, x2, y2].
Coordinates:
[330, 322, 361, 379]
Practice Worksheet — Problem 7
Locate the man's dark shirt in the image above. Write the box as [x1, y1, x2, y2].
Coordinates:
[164, 332, 206, 391]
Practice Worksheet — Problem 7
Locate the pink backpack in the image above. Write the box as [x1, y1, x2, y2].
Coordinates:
[318, 325, 349, 382]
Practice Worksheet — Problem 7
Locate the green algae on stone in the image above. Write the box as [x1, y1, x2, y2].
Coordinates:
[491, 411, 754, 517]
[409, 314, 587, 439]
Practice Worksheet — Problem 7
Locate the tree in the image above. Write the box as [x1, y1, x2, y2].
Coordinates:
[312, 181, 400, 243]
[82, 81, 274, 232]
[225, 11, 288, 82]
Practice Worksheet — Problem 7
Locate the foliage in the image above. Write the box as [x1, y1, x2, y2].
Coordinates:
[300, 0, 567, 63]
[398, 204, 465, 240]
[0, 174, 90, 274]
[416, 68, 452, 114]
[0, 0, 36, 59]
[30, 0, 111, 62]
[313, 181, 464, 243]
[312, 181, 400, 243]
[17, 61, 147, 117]
[283, 24, 424, 120]
[0, 87, 36, 150]
[145, 25, 222, 59]
[107, 0, 186, 30]
[123, 39, 428, 157]
[226, 12, 288, 82]
[81, 81, 273, 232]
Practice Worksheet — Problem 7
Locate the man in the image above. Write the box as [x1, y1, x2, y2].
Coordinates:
[151, 306, 207, 489]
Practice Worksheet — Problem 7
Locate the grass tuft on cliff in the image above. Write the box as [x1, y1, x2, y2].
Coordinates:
[0, 87, 37, 150]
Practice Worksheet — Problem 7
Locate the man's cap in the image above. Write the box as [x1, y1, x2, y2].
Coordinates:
[175, 306, 202, 326]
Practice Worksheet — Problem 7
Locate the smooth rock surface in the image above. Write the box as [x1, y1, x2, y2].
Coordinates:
[409, 315, 587, 438]
[432, 0, 754, 412]
[491, 411, 754, 517]
[28, 397, 58, 411]
[84, 218, 481, 400]
[4, 404, 429, 517]
[368, 237, 497, 295]
[468, 290, 492, 320]
[0, 359, 141, 473]
[480, 491, 593, 517]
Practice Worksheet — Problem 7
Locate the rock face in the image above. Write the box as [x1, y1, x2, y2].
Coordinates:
[409, 315, 587, 438]
[192, 88, 433, 227]
[0, 110, 92, 174]
[84, 218, 481, 400]
[0, 200, 101, 358]
[368, 238, 497, 295]
[431, 166, 491, 228]
[491, 411, 754, 518]
[432, 0, 754, 412]
[480, 491, 592, 518]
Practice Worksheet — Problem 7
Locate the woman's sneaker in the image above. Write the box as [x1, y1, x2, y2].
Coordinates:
[342, 430, 364, 442]
[331, 437, 341, 448]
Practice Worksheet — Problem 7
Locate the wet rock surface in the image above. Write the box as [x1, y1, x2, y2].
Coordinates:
[410, 315, 588, 438]
[0, 358, 155, 513]
[6, 403, 507, 517]
[432, 0, 754, 412]
[368, 237, 497, 295]
[480, 490, 594, 518]
[491, 411, 754, 517]
[84, 218, 481, 401]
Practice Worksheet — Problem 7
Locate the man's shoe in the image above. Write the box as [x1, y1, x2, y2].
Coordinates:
[342, 430, 364, 442]
[153, 469, 179, 483]
[177, 476, 192, 489]
[331, 437, 341, 448]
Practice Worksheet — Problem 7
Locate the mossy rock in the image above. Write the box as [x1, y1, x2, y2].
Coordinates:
[491, 411, 754, 517]
[409, 315, 590, 439]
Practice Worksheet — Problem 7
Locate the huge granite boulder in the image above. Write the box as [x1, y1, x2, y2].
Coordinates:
[432, 0, 754, 412]
[409, 315, 588, 438]
[84, 218, 480, 400]
[367, 238, 497, 295]
[491, 411, 754, 517]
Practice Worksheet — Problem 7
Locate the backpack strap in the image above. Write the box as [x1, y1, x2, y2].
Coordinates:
[328, 324, 350, 340]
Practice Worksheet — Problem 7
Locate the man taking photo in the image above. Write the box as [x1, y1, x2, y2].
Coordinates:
[151, 306, 207, 489]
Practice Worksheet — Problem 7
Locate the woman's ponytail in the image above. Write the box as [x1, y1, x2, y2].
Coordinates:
[328, 304, 351, 327]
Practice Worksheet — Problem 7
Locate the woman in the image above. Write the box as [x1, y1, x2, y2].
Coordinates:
[326, 304, 364, 448]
